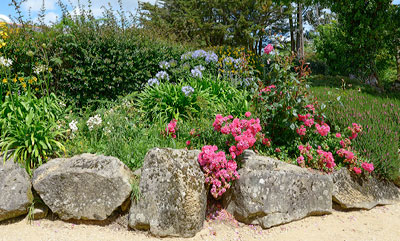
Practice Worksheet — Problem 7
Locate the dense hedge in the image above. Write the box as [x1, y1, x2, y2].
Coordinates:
[3, 19, 187, 106]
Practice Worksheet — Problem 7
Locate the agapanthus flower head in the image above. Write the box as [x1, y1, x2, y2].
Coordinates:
[159, 61, 170, 70]
[191, 68, 203, 79]
[182, 86, 194, 96]
[147, 78, 159, 86]
[155, 71, 169, 81]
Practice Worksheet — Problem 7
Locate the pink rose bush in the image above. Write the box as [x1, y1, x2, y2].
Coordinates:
[198, 112, 262, 198]
[294, 105, 374, 174]
[198, 145, 240, 198]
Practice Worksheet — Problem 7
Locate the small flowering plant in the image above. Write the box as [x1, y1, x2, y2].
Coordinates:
[198, 112, 262, 198]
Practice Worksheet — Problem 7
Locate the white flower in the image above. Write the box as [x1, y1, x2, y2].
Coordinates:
[86, 114, 102, 130]
[0, 56, 12, 67]
[69, 120, 78, 132]
[33, 64, 46, 75]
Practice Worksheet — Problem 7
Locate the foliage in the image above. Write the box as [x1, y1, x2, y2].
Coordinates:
[2, 10, 187, 107]
[317, 0, 395, 82]
[136, 75, 251, 123]
[0, 93, 66, 175]
[139, 0, 287, 50]
[254, 51, 315, 151]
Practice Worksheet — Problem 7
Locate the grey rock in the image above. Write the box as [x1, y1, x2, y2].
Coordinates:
[0, 160, 33, 222]
[224, 150, 333, 229]
[129, 148, 206, 238]
[32, 154, 133, 220]
[332, 168, 400, 210]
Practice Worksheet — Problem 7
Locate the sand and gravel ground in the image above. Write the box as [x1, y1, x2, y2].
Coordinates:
[1, 202, 400, 241]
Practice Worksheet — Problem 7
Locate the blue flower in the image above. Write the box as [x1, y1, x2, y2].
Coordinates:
[147, 78, 160, 86]
[191, 68, 203, 79]
[155, 71, 169, 81]
[182, 86, 194, 96]
[159, 61, 170, 70]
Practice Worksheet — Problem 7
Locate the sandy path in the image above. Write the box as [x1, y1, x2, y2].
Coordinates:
[1, 203, 400, 241]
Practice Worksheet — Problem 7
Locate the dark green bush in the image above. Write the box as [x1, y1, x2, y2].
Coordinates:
[3, 16, 187, 107]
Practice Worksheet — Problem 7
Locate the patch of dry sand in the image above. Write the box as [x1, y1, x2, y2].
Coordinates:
[1, 203, 400, 241]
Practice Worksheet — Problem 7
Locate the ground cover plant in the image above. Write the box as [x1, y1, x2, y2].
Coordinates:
[310, 78, 400, 179]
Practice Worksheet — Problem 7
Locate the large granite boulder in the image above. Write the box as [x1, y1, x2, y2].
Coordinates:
[332, 168, 400, 209]
[224, 150, 333, 229]
[0, 160, 33, 222]
[32, 154, 133, 220]
[129, 148, 206, 238]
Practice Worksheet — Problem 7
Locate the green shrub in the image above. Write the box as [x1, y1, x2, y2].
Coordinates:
[3, 15, 187, 107]
[136, 75, 250, 123]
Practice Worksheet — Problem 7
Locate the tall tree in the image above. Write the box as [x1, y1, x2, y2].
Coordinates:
[322, 0, 392, 84]
[138, 0, 286, 51]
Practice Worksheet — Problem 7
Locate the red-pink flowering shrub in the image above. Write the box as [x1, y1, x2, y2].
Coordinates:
[198, 113, 262, 198]
[198, 145, 240, 198]
[295, 115, 374, 174]
[165, 119, 178, 138]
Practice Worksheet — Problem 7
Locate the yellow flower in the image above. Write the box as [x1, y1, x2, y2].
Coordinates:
[2, 78, 7, 83]
[13, 78, 17, 83]
[35, 88, 39, 91]
[28, 78, 33, 84]
[18, 77, 24, 82]
[48, 67, 52, 72]
[32, 76, 37, 82]
[22, 83, 27, 88]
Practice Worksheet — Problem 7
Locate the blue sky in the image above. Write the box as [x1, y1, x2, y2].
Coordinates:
[0, 0, 157, 24]
[0, 0, 399, 24]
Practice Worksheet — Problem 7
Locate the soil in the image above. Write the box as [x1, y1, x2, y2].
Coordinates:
[1, 203, 399, 241]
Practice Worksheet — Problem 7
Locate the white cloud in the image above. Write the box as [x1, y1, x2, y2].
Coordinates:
[0, 14, 12, 23]
[43, 12, 59, 24]
[68, 0, 140, 17]
[22, 0, 57, 12]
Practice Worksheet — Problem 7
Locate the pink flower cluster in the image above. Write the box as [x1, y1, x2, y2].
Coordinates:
[259, 84, 276, 94]
[296, 125, 306, 136]
[297, 144, 313, 166]
[213, 113, 262, 159]
[315, 122, 330, 136]
[316, 147, 336, 170]
[264, 44, 274, 55]
[361, 162, 374, 173]
[198, 145, 240, 198]
[348, 123, 362, 140]
[166, 119, 178, 138]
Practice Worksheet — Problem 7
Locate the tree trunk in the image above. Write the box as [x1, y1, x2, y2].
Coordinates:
[289, 12, 295, 54]
[296, 1, 304, 59]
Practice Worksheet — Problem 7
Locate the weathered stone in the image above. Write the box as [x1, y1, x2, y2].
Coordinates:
[32, 154, 133, 220]
[332, 168, 400, 210]
[224, 150, 333, 229]
[128, 148, 206, 238]
[0, 160, 33, 222]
